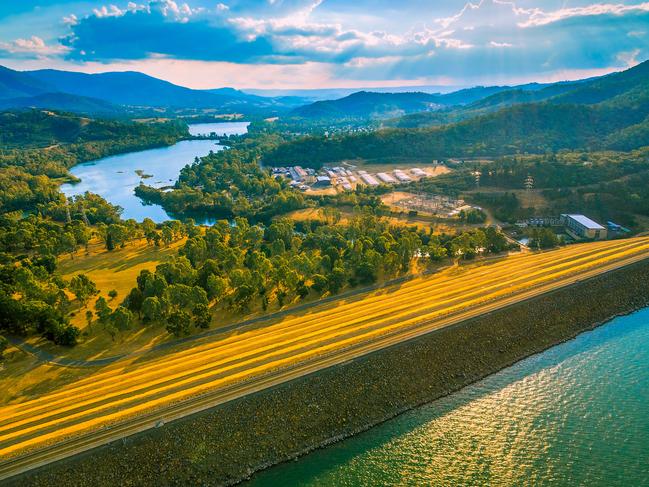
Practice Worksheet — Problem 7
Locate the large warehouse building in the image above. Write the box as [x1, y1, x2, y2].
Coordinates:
[561, 214, 607, 240]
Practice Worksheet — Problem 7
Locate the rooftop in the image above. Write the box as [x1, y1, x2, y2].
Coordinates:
[563, 214, 605, 230]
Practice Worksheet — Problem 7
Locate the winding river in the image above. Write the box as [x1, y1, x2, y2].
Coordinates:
[249, 308, 649, 486]
[61, 121, 249, 222]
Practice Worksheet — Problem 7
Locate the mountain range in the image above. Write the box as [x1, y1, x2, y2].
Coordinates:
[288, 81, 591, 121]
[264, 60, 649, 167]
[0, 66, 305, 116]
[0, 64, 607, 121]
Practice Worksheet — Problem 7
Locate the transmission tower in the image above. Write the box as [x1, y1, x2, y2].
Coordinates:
[524, 174, 534, 191]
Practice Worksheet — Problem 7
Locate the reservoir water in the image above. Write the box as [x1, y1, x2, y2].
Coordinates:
[60, 121, 249, 222]
[250, 307, 649, 486]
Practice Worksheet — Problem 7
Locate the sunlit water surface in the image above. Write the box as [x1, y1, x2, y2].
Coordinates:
[250, 307, 649, 487]
[61, 122, 249, 222]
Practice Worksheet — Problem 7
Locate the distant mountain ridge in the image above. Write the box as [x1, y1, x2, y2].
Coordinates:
[0, 65, 53, 99]
[27, 69, 265, 109]
[0, 66, 303, 116]
[264, 60, 649, 166]
[290, 82, 577, 120]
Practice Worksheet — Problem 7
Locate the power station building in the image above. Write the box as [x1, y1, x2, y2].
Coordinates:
[561, 214, 607, 240]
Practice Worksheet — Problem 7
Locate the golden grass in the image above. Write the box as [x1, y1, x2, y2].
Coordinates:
[54, 239, 185, 355]
[1, 238, 649, 457]
[60, 238, 184, 309]
[285, 207, 457, 233]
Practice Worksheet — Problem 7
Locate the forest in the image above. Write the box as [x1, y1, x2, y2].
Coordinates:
[118, 213, 511, 337]
[0, 110, 188, 213]
[135, 144, 306, 222]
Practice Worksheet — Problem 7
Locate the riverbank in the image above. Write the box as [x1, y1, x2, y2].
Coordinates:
[61, 122, 250, 222]
[8, 258, 649, 486]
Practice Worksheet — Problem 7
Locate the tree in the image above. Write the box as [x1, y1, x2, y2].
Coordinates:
[206, 275, 227, 301]
[0, 335, 8, 360]
[94, 296, 112, 323]
[165, 284, 195, 310]
[106, 231, 115, 251]
[69, 274, 98, 308]
[192, 304, 211, 329]
[85, 310, 94, 331]
[166, 310, 191, 337]
[327, 267, 347, 293]
[111, 306, 133, 331]
[310, 274, 328, 293]
[124, 288, 144, 316]
[530, 228, 560, 249]
[142, 296, 166, 323]
[108, 289, 118, 300]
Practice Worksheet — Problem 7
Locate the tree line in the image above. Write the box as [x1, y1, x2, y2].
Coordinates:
[117, 213, 512, 338]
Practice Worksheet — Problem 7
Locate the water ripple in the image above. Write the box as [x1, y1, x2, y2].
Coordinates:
[250, 308, 649, 487]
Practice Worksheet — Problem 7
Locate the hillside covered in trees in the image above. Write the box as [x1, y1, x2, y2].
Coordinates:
[0, 110, 188, 213]
[263, 61, 649, 167]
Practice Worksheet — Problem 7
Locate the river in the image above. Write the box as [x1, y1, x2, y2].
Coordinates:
[60, 121, 249, 222]
[249, 307, 649, 486]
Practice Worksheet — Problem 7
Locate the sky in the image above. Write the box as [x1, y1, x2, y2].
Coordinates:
[0, 0, 647, 90]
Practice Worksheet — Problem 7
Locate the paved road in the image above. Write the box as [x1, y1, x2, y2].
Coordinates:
[1, 248, 648, 482]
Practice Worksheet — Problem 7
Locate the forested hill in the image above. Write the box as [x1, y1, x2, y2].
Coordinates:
[291, 91, 442, 119]
[264, 98, 649, 168]
[0, 110, 188, 150]
[0, 110, 189, 214]
[289, 84, 556, 120]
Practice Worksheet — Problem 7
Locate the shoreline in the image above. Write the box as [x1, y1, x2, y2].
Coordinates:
[243, 306, 645, 486]
[7, 258, 649, 487]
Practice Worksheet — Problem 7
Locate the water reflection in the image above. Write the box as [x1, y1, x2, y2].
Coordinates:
[249, 308, 649, 486]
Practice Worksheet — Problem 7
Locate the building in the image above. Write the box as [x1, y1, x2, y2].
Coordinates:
[377, 172, 397, 184]
[526, 216, 563, 227]
[393, 170, 412, 182]
[561, 214, 607, 240]
[360, 174, 379, 186]
[313, 176, 332, 188]
[289, 166, 308, 182]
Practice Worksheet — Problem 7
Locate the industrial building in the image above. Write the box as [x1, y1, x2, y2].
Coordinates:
[561, 214, 607, 240]
[377, 172, 398, 184]
[313, 176, 332, 188]
[360, 174, 379, 186]
[289, 166, 308, 182]
[393, 170, 412, 182]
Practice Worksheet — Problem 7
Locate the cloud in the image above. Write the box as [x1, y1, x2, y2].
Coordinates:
[0, 35, 68, 59]
[3, 0, 648, 87]
[518, 2, 649, 27]
[62, 1, 277, 63]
